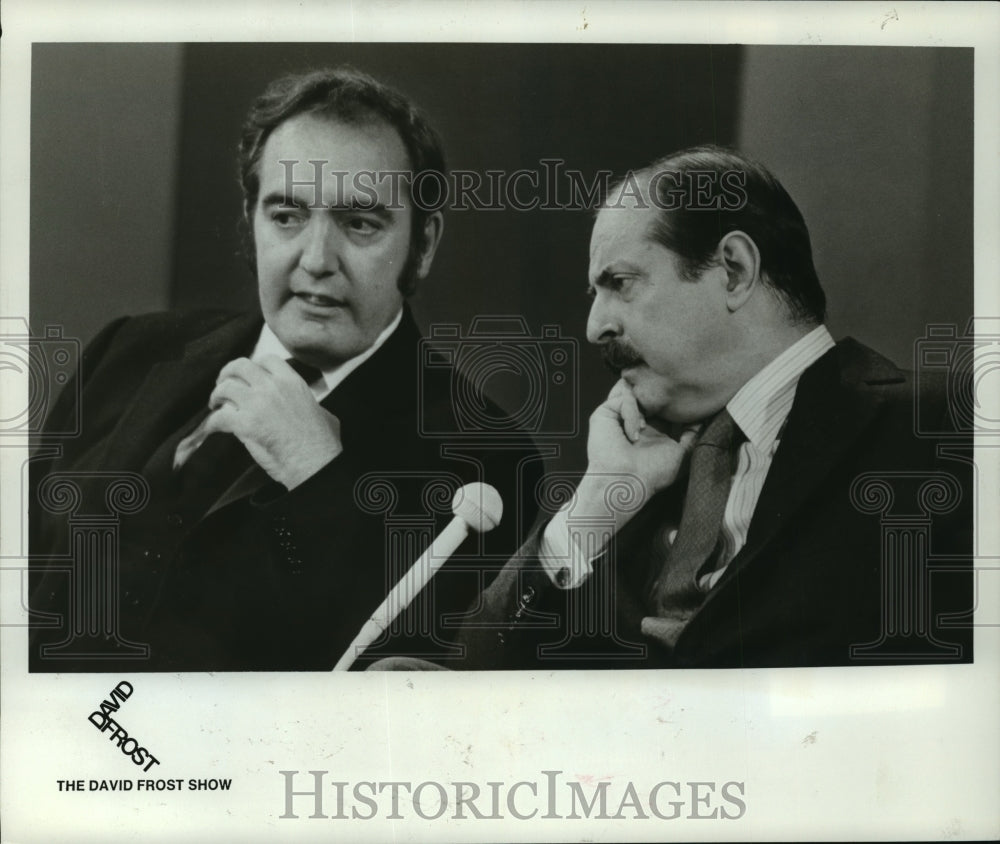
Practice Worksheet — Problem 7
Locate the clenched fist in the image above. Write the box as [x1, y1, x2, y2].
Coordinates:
[202, 355, 342, 489]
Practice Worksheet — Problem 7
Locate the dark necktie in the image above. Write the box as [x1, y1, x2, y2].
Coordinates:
[643, 409, 742, 648]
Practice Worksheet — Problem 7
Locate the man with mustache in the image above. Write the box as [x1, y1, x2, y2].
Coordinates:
[29, 66, 539, 671]
[455, 146, 973, 669]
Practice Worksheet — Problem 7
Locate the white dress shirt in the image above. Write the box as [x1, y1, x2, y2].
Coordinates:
[540, 325, 836, 590]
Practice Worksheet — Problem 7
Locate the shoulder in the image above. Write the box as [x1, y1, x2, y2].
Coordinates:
[73, 309, 260, 393]
[79, 309, 258, 367]
[813, 336, 967, 447]
[830, 337, 907, 387]
[806, 336, 917, 409]
[832, 336, 955, 418]
[92, 309, 253, 352]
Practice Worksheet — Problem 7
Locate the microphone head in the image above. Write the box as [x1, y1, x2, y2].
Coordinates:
[452, 482, 503, 533]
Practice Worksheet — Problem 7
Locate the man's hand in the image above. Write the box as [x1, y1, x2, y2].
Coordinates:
[571, 379, 697, 531]
[203, 355, 342, 489]
[587, 379, 696, 492]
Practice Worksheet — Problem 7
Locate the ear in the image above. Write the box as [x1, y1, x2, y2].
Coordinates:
[717, 230, 761, 312]
[414, 211, 445, 280]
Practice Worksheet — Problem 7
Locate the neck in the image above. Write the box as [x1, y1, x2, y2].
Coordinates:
[749, 319, 816, 371]
[715, 318, 818, 406]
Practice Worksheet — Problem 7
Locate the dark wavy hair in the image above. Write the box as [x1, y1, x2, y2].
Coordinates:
[610, 145, 826, 324]
[237, 66, 447, 296]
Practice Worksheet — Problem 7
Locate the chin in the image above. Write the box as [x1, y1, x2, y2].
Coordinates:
[280, 327, 359, 369]
[295, 340, 360, 369]
[635, 390, 703, 426]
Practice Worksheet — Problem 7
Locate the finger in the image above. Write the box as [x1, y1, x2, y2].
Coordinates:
[619, 390, 645, 442]
[606, 379, 645, 442]
[606, 378, 631, 405]
[208, 377, 250, 412]
[677, 426, 699, 453]
[200, 405, 238, 437]
[254, 357, 324, 406]
[216, 357, 267, 387]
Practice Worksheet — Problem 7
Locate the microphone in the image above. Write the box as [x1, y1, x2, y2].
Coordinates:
[333, 482, 503, 671]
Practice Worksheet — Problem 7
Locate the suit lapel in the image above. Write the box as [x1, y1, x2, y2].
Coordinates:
[700, 339, 904, 598]
[105, 313, 262, 471]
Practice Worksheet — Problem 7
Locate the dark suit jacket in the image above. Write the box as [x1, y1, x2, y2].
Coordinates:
[455, 339, 974, 669]
[29, 307, 542, 671]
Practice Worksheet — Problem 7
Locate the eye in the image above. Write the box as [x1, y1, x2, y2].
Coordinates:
[608, 275, 631, 292]
[271, 210, 305, 229]
[609, 275, 642, 299]
[344, 216, 382, 236]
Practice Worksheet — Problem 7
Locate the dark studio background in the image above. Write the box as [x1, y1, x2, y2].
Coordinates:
[30, 43, 973, 476]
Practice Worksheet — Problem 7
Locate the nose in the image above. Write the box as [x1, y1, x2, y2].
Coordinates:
[298, 216, 340, 278]
[585, 294, 621, 345]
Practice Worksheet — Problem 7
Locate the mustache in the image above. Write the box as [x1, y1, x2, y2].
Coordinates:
[601, 339, 645, 373]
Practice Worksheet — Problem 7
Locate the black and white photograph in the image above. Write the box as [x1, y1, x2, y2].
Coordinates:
[1, 2, 998, 842]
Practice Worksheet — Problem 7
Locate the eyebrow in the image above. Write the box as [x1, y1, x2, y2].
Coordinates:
[259, 191, 394, 219]
[589, 265, 639, 289]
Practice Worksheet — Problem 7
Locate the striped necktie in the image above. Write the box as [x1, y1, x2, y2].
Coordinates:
[642, 409, 743, 649]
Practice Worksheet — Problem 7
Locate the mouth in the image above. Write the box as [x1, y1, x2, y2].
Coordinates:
[292, 292, 347, 309]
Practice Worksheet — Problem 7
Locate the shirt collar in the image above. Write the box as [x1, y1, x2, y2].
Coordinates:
[251, 308, 403, 400]
[726, 324, 835, 452]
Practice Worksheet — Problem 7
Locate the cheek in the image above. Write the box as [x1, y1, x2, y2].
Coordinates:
[255, 259, 282, 297]
[254, 233, 297, 282]
[371, 274, 404, 314]
[667, 296, 718, 350]
[354, 243, 407, 298]
[638, 317, 703, 378]
[254, 250, 291, 310]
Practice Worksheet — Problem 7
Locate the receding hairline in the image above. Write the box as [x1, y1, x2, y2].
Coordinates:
[254, 108, 416, 172]
[599, 168, 660, 212]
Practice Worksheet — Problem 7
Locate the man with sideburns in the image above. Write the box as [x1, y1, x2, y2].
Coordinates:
[30, 67, 539, 671]
[454, 146, 973, 669]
